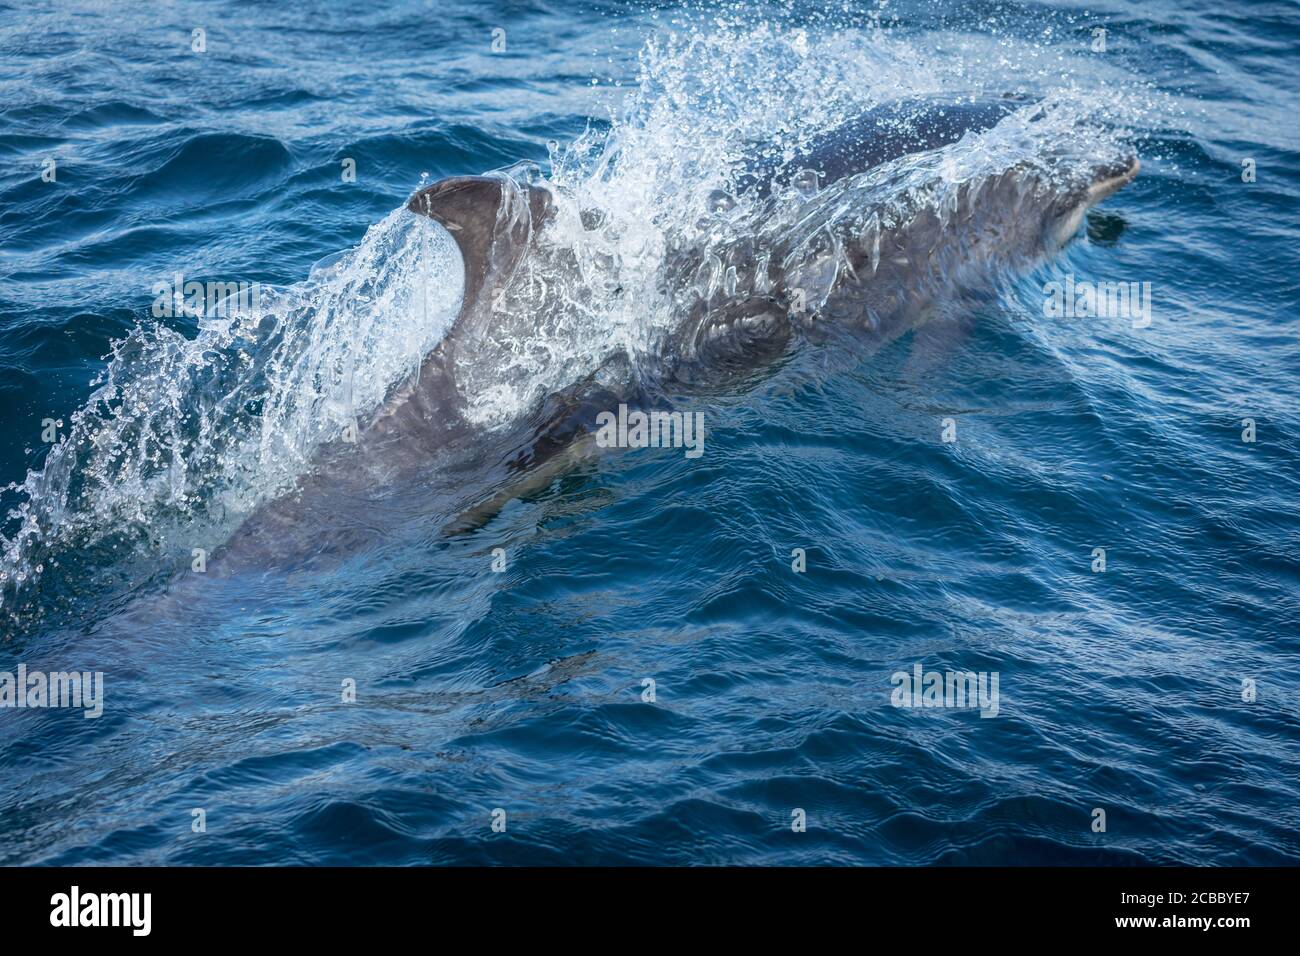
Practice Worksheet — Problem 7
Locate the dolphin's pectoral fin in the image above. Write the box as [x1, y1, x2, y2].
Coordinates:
[441, 432, 599, 536]
[440, 381, 629, 536]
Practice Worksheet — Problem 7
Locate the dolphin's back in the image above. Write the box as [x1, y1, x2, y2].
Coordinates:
[742, 96, 1032, 196]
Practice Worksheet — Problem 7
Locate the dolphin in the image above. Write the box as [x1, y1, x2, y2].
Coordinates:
[404, 95, 1136, 384]
[218, 95, 1138, 565]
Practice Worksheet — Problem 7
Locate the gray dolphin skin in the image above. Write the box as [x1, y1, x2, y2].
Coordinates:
[221, 95, 1138, 564]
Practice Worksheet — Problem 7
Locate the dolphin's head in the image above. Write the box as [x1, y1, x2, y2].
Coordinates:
[1047, 153, 1140, 247]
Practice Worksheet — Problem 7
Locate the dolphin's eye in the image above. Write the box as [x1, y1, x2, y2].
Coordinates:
[705, 189, 737, 214]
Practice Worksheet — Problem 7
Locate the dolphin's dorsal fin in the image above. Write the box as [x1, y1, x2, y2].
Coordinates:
[407, 174, 551, 323]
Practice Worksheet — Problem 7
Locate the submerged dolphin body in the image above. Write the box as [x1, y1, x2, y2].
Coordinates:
[222, 96, 1138, 564]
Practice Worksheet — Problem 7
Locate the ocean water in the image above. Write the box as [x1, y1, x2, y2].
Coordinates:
[1, 0, 1298, 866]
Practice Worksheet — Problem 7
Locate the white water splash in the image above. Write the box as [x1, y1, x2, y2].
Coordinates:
[1, 211, 462, 614]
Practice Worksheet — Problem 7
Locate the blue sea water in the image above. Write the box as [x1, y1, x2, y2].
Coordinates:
[1, 0, 1298, 865]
